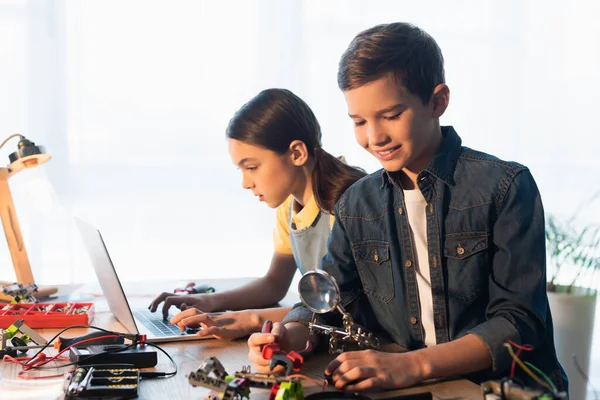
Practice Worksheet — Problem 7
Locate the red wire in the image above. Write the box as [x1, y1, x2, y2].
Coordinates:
[24, 334, 120, 370]
[507, 340, 534, 378]
[508, 340, 534, 351]
[3, 354, 69, 368]
[2, 354, 29, 367]
[18, 370, 69, 380]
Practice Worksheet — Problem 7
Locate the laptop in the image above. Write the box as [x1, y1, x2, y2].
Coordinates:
[75, 218, 212, 343]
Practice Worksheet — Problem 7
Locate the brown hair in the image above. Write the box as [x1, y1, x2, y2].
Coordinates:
[338, 22, 445, 104]
[226, 88, 366, 213]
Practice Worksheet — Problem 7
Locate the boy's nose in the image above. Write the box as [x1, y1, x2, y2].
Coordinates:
[367, 122, 389, 147]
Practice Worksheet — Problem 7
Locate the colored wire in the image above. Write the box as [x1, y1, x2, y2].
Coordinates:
[573, 354, 599, 400]
[507, 340, 533, 378]
[507, 340, 534, 350]
[26, 325, 123, 364]
[25, 334, 121, 369]
[143, 342, 177, 377]
[286, 374, 327, 389]
[4, 324, 176, 379]
[17, 370, 67, 380]
[2, 354, 29, 367]
[524, 361, 557, 393]
[503, 343, 553, 392]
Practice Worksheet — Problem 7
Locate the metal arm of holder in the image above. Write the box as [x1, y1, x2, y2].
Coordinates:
[298, 270, 380, 354]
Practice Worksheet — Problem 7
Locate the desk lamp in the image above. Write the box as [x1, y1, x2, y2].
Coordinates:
[0, 134, 58, 302]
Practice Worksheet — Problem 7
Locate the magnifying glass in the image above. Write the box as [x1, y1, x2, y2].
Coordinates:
[298, 270, 341, 314]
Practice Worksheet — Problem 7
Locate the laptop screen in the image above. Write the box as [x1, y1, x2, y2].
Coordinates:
[75, 218, 140, 335]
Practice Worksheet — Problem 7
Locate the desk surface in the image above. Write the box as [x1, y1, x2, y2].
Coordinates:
[0, 279, 481, 400]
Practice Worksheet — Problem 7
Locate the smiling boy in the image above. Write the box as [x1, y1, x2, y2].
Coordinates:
[248, 22, 567, 393]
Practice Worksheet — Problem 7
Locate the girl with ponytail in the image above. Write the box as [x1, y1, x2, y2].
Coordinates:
[151, 88, 366, 339]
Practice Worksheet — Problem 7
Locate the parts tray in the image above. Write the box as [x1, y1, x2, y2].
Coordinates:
[0, 302, 95, 328]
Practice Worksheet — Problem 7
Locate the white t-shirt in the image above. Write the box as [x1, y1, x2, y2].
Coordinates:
[403, 189, 437, 347]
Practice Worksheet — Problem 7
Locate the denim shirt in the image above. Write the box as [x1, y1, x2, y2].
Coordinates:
[284, 126, 567, 391]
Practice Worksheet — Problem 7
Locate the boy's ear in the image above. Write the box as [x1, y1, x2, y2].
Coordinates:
[431, 84, 450, 118]
[288, 140, 309, 166]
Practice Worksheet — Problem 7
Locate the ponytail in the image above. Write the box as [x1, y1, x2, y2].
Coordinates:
[311, 148, 366, 214]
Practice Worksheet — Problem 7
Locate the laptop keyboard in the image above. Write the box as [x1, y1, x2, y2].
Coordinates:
[132, 309, 186, 337]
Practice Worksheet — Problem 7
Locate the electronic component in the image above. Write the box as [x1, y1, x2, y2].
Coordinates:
[188, 356, 305, 399]
[63, 366, 139, 399]
[69, 344, 158, 368]
[0, 319, 47, 354]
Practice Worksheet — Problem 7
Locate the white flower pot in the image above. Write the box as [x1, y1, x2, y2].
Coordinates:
[548, 287, 597, 400]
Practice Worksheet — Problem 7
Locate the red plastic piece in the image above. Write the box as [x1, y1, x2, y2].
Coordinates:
[0, 302, 95, 328]
[269, 383, 280, 400]
[286, 351, 304, 372]
[262, 343, 281, 360]
[174, 282, 196, 294]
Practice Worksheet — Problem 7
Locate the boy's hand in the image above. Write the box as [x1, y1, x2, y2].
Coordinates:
[325, 350, 423, 391]
[247, 322, 290, 374]
[170, 309, 257, 340]
[148, 292, 215, 320]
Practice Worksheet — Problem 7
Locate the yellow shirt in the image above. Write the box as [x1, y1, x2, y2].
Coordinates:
[273, 195, 336, 255]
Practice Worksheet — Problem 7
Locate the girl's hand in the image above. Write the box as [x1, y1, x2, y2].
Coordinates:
[170, 309, 258, 340]
[247, 322, 290, 374]
[325, 350, 424, 391]
[149, 292, 215, 320]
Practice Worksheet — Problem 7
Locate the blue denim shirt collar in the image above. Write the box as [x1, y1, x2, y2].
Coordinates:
[380, 126, 462, 189]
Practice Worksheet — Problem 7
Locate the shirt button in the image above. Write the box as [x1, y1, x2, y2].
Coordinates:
[398, 208, 404, 215]
[405, 260, 412, 268]
[410, 317, 418, 324]
[457, 245, 465, 255]
[374, 253, 379, 262]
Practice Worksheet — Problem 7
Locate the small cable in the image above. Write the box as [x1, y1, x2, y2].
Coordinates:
[17, 370, 66, 380]
[26, 325, 124, 363]
[0, 133, 24, 150]
[141, 342, 177, 378]
[286, 373, 327, 389]
[573, 353, 599, 400]
[25, 334, 121, 369]
[507, 340, 533, 379]
[503, 343, 554, 392]
[524, 361, 557, 393]
[4, 324, 176, 379]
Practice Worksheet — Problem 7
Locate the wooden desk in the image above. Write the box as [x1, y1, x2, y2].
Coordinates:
[0, 279, 481, 399]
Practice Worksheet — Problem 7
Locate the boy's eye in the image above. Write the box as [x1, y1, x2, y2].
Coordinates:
[246, 166, 257, 171]
[353, 120, 366, 127]
[383, 113, 401, 121]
